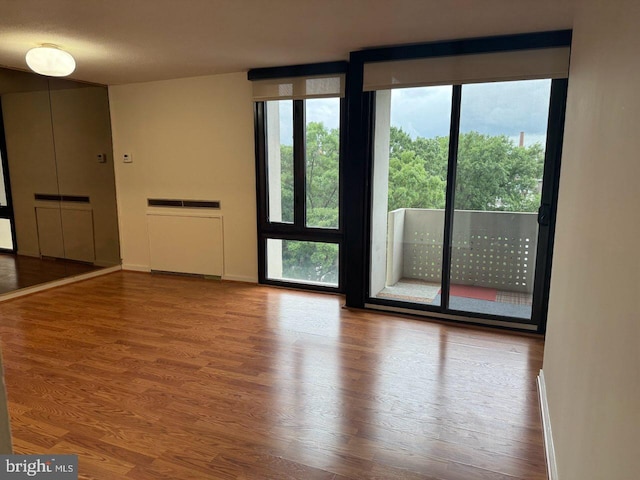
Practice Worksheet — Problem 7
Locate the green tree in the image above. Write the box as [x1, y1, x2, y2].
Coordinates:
[387, 126, 544, 213]
[305, 122, 340, 228]
[279, 144, 294, 223]
[388, 150, 446, 210]
[275, 123, 544, 284]
[455, 131, 543, 211]
[278, 122, 340, 283]
[277, 122, 340, 226]
[282, 240, 338, 284]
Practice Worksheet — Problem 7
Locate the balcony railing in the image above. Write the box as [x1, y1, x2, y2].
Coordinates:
[387, 208, 538, 294]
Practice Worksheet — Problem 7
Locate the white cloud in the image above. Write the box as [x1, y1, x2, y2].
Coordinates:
[390, 79, 552, 146]
[276, 79, 552, 148]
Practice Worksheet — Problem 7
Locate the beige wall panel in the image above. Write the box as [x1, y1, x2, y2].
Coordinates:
[35, 207, 64, 258]
[147, 213, 223, 276]
[61, 208, 96, 263]
[543, 1, 640, 479]
[109, 72, 257, 281]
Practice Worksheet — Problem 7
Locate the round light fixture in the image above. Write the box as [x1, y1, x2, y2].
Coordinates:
[25, 44, 76, 77]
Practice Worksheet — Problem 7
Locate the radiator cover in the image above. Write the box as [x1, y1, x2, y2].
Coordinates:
[147, 212, 223, 276]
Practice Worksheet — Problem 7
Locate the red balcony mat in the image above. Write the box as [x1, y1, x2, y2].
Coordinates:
[445, 285, 497, 301]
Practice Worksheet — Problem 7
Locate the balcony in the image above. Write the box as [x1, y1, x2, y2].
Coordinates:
[375, 208, 537, 318]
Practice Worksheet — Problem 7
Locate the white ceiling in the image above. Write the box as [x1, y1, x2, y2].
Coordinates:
[0, 0, 575, 86]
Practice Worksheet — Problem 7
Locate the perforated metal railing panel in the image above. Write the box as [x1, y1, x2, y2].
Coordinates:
[404, 230, 444, 280]
[396, 209, 537, 293]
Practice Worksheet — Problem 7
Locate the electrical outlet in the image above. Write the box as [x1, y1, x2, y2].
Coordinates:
[123, 153, 133, 163]
[97, 153, 106, 163]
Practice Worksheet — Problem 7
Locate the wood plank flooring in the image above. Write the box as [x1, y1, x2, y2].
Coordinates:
[0, 272, 547, 479]
[0, 254, 99, 294]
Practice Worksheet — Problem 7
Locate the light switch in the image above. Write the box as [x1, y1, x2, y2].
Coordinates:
[123, 153, 133, 163]
[97, 153, 106, 163]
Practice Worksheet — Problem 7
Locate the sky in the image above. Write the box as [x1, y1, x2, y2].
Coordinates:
[391, 79, 552, 147]
[278, 78, 552, 148]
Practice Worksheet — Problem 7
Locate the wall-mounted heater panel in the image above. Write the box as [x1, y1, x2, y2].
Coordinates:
[36, 204, 95, 263]
[147, 212, 223, 277]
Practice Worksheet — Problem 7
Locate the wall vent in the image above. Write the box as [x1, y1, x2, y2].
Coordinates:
[148, 198, 220, 209]
[35, 193, 90, 203]
[34, 193, 60, 202]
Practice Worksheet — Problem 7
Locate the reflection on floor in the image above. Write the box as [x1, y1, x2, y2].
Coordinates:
[377, 278, 533, 319]
[0, 254, 98, 295]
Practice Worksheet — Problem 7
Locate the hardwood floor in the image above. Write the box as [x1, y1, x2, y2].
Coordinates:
[0, 254, 99, 294]
[0, 272, 547, 479]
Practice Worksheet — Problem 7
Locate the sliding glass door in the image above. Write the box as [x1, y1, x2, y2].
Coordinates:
[449, 80, 551, 319]
[370, 86, 452, 307]
[368, 77, 565, 327]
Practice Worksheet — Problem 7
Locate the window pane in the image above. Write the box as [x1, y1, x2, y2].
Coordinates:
[370, 86, 452, 306]
[305, 98, 340, 229]
[450, 79, 551, 319]
[267, 239, 339, 287]
[266, 100, 293, 223]
[0, 219, 13, 250]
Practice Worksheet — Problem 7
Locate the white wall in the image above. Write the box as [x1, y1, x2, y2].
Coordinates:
[543, 1, 640, 479]
[109, 72, 257, 282]
[371, 90, 391, 294]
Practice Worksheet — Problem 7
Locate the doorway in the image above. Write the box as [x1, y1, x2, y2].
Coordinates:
[368, 78, 567, 329]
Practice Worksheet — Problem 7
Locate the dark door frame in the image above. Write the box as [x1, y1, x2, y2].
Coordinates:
[344, 31, 571, 332]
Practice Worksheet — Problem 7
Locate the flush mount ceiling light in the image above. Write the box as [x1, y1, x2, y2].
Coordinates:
[25, 44, 76, 77]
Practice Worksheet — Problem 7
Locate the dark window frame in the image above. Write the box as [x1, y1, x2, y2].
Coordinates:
[250, 62, 347, 293]
[0, 98, 16, 254]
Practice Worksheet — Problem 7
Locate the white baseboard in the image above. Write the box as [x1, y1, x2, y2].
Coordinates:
[120, 266, 255, 283]
[0, 265, 121, 303]
[538, 370, 559, 480]
[222, 274, 257, 283]
[122, 263, 151, 272]
[94, 260, 120, 268]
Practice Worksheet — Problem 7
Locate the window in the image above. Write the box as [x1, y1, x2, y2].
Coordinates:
[250, 64, 346, 291]
[305, 98, 340, 229]
[266, 100, 293, 224]
[266, 239, 339, 287]
[0, 218, 13, 250]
